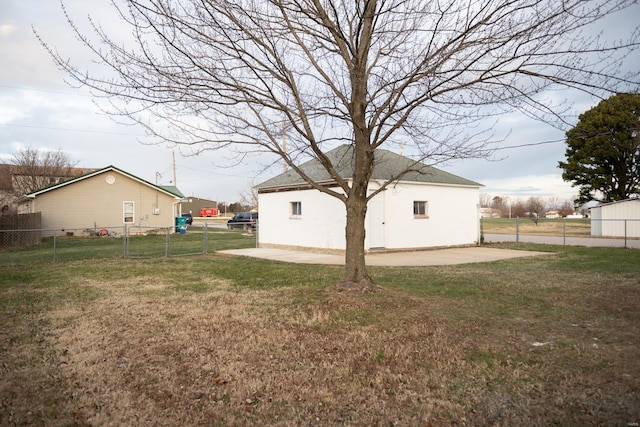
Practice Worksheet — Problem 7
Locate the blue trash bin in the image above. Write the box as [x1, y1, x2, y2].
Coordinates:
[175, 216, 187, 232]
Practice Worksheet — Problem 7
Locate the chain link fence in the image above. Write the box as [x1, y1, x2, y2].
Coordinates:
[0, 223, 256, 263]
[481, 217, 640, 249]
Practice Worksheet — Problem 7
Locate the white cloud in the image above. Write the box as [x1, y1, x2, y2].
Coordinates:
[0, 24, 16, 37]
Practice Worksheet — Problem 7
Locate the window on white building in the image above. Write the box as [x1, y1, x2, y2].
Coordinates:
[413, 200, 428, 218]
[290, 201, 302, 217]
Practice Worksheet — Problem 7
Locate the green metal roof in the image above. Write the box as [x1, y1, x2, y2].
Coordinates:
[159, 185, 185, 198]
[256, 145, 482, 190]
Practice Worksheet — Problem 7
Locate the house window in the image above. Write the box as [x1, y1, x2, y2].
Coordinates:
[123, 201, 134, 223]
[413, 200, 428, 218]
[290, 201, 302, 217]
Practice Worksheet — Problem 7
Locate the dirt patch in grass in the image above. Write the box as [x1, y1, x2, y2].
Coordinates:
[43, 283, 466, 425]
[2, 251, 640, 425]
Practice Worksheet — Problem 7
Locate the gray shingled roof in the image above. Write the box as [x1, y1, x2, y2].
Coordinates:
[256, 145, 482, 190]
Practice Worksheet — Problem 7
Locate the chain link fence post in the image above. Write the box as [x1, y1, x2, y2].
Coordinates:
[53, 229, 58, 263]
[204, 223, 208, 254]
[124, 224, 128, 258]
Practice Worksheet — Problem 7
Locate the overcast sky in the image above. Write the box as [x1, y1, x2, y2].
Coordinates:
[1, 1, 639, 204]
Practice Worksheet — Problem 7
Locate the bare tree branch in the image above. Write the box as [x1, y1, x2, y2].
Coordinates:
[10, 147, 79, 196]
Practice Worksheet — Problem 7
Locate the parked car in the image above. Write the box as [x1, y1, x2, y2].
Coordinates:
[227, 212, 258, 230]
[181, 213, 193, 225]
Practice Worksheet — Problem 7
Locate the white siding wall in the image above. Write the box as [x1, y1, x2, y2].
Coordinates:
[258, 181, 480, 251]
[590, 205, 602, 236]
[590, 199, 640, 238]
[258, 188, 347, 250]
[378, 182, 480, 249]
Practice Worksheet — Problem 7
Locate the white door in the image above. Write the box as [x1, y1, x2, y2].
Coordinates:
[367, 192, 385, 249]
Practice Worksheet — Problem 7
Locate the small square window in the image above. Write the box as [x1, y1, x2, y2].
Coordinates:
[413, 200, 428, 218]
[290, 201, 302, 217]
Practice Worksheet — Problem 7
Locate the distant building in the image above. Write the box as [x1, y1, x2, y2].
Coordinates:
[590, 198, 640, 238]
[179, 197, 221, 217]
[479, 207, 501, 218]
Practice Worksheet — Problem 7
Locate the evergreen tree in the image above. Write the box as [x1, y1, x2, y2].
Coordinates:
[559, 93, 640, 203]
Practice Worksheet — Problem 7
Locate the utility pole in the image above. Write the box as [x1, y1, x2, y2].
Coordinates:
[282, 123, 287, 173]
[172, 150, 177, 186]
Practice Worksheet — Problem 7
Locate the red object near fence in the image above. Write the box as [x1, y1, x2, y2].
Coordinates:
[199, 208, 219, 217]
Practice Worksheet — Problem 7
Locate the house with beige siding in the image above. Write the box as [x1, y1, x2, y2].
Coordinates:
[17, 166, 184, 234]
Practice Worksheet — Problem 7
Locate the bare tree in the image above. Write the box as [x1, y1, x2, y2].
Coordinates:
[558, 200, 576, 217]
[491, 196, 510, 218]
[546, 196, 561, 212]
[239, 182, 258, 211]
[10, 147, 79, 196]
[526, 197, 547, 225]
[512, 199, 527, 218]
[38, 0, 639, 290]
[479, 193, 493, 208]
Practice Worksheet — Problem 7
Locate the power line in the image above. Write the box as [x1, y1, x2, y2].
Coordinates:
[176, 163, 257, 179]
[2, 123, 144, 137]
[0, 83, 93, 97]
[0, 83, 599, 152]
[498, 138, 565, 150]
[2, 121, 577, 155]
[7, 120, 566, 150]
[497, 126, 640, 150]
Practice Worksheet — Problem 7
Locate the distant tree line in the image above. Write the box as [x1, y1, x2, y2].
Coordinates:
[479, 194, 586, 220]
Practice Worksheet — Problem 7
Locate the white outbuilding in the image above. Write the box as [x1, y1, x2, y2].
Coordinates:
[590, 198, 640, 238]
[255, 145, 483, 253]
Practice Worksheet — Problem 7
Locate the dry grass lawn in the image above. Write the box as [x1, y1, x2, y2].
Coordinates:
[1, 244, 639, 426]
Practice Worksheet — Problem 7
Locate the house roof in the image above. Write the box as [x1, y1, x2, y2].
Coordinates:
[20, 165, 185, 199]
[590, 198, 640, 209]
[159, 185, 185, 198]
[256, 145, 482, 190]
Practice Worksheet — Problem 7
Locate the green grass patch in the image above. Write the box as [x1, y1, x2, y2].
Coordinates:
[0, 228, 257, 264]
[0, 241, 639, 425]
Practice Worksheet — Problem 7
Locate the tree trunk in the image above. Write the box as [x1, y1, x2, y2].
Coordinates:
[334, 0, 378, 291]
[334, 146, 379, 292]
[335, 194, 377, 291]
